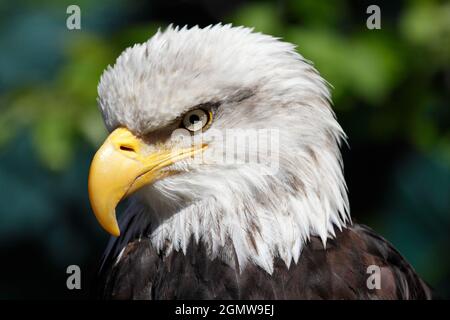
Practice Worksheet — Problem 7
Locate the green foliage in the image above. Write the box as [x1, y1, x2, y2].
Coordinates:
[228, 0, 449, 162]
[400, 0, 450, 65]
[231, 2, 284, 36]
[1, 35, 112, 170]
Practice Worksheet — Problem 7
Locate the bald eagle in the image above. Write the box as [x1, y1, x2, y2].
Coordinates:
[88, 25, 432, 299]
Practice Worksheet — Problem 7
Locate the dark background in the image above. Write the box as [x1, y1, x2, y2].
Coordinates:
[0, 0, 448, 299]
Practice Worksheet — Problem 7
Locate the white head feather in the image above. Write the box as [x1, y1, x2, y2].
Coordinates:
[98, 24, 350, 274]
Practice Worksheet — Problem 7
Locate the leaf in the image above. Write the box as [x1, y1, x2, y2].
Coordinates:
[32, 111, 75, 171]
[228, 2, 283, 36]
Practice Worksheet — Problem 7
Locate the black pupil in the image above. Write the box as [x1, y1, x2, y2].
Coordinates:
[189, 114, 200, 124]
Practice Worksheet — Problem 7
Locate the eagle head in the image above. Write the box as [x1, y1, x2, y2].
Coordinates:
[89, 24, 349, 272]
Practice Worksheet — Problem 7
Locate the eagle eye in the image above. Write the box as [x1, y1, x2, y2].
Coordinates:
[182, 109, 211, 132]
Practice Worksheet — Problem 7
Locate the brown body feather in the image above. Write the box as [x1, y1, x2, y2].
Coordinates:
[95, 223, 432, 299]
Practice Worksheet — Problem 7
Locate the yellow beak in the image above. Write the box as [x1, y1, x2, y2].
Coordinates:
[88, 127, 206, 237]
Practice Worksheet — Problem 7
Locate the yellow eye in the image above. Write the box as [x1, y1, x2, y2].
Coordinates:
[182, 109, 211, 132]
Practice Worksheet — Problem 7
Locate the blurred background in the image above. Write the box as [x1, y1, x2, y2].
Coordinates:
[0, 0, 448, 299]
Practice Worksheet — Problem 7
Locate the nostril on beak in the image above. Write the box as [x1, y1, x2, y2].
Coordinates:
[119, 145, 135, 152]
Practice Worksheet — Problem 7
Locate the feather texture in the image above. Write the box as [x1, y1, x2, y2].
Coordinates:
[95, 223, 432, 299]
[97, 24, 349, 272]
[94, 25, 431, 299]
